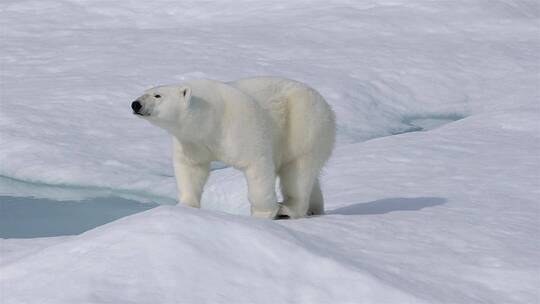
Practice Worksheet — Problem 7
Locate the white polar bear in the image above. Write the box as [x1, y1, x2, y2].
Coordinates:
[132, 77, 335, 219]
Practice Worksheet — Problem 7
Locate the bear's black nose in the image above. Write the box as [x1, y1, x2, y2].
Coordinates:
[131, 101, 142, 114]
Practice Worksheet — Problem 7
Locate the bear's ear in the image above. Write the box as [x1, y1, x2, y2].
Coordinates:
[179, 86, 192, 103]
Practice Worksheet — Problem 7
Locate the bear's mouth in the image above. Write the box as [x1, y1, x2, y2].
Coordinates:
[133, 111, 150, 117]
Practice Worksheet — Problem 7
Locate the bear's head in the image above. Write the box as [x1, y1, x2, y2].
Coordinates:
[131, 85, 193, 131]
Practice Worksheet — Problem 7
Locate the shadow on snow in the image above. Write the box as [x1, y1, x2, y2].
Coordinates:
[329, 197, 446, 215]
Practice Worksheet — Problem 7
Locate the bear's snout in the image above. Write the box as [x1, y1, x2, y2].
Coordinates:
[131, 100, 142, 115]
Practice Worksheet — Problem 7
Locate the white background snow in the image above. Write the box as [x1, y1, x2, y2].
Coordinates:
[1, 0, 539, 303]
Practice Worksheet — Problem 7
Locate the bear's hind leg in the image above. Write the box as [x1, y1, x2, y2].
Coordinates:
[307, 178, 324, 216]
[278, 156, 319, 219]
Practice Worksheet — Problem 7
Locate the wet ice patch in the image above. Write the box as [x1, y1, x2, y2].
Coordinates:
[407, 117, 460, 130]
[395, 114, 466, 134]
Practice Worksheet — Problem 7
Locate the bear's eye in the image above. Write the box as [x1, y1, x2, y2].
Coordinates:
[154, 94, 161, 98]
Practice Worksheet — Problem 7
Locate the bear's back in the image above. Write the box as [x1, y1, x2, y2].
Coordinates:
[229, 77, 335, 165]
[228, 76, 304, 104]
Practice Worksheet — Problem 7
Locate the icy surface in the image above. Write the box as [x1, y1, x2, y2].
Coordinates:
[1, 0, 539, 303]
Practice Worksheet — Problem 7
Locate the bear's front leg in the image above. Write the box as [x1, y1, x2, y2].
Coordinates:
[243, 162, 279, 219]
[173, 160, 210, 208]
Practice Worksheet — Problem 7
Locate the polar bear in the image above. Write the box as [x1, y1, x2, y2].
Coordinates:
[132, 77, 335, 219]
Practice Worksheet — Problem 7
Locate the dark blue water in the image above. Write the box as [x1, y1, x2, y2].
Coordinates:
[0, 196, 158, 238]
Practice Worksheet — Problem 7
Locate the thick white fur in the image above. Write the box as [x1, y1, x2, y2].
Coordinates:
[134, 77, 335, 219]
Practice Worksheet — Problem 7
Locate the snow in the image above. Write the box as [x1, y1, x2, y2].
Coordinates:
[1, 0, 539, 303]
